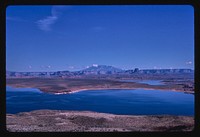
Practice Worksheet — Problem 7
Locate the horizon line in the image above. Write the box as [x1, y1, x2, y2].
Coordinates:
[6, 67, 194, 73]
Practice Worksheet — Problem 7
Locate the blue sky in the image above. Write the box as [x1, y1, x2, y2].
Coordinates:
[6, 5, 194, 72]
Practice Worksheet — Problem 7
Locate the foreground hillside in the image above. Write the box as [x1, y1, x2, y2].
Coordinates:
[6, 110, 194, 132]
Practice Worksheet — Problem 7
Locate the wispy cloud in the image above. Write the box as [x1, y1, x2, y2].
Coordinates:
[36, 16, 58, 31]
[36, 6, 67, 31]
[40, 65, 52, 69]
[68, 66, 75, 69]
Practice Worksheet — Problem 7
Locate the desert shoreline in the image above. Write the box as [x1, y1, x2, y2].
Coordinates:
[6, 109, 194, 132]
[6, 77, 194, 95]
[6, 84, 194, 95]
[60, 87, 194, 94]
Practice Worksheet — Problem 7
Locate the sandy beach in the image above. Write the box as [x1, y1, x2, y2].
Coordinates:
[54, 87, 194, 95]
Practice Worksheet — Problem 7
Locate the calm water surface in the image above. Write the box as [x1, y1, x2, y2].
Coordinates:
[119, 80, 165, 85]
[6, 86, 194, 116]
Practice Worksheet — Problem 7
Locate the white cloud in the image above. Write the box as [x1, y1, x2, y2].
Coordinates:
[185, 61, 192, 65]
[36, 6, 67, 31]
[40, 65, 51, 69]
[92, 64, 98, 67]
[68, 66, 75, 69]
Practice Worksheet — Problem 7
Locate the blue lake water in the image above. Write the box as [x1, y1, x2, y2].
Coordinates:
[119, 80, 165, 85]
[6, 86, 194, 116]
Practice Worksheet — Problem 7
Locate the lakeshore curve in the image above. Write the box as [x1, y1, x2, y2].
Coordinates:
[6, 78, 194, 95]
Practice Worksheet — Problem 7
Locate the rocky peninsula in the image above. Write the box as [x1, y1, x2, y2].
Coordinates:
[6, 77, 194, 95]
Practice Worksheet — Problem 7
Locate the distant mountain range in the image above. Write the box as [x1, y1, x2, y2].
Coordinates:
[6, 65, 194, 78]
[82, 65, 123, 74]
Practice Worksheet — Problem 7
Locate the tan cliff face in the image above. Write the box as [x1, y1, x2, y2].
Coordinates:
[6, 110, 194, 132]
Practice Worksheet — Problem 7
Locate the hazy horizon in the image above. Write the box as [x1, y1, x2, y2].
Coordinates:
[6, 5, 194, 72]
